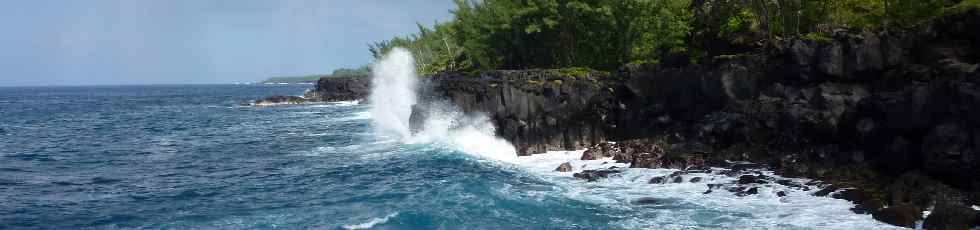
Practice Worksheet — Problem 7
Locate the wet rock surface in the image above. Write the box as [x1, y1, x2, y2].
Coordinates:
[572, 169, 622, 182]
[252, 95, 307, 106]
[555, 162, 573, 172]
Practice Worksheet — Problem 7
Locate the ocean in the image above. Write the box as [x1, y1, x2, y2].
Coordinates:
[0, 84, 900, 229]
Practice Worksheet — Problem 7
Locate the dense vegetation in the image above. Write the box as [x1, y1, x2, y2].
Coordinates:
[370, 0, 979, 75]
[261, 66, 371, 83]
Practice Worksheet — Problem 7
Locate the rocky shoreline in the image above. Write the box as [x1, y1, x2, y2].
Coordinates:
[313, 10, 980, 229]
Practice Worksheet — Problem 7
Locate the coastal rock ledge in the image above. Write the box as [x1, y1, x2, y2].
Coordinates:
[405, 9, 980, 229]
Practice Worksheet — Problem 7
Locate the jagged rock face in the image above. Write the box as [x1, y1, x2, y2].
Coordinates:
[405, 10, 980, 228]
[310, 76, 370, 102]
[414, 70, 616, 155]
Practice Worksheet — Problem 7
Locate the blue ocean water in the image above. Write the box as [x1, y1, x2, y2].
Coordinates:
[0, 85, 898, 229]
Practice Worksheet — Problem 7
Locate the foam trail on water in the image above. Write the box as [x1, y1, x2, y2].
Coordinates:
[342, 212, 399, 230]
[368, 47, 516, 161]
[369, 48, 417, 138]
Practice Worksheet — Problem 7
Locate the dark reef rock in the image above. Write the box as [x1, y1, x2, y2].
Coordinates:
[872, 205, 922, 228]
[555, 162, 573, 172]
[648, 176, 666, 184]
[737, 175, 768, 185]
[404, 10, 980, 229]
[252, 95, 307, 106]
[573, 169, 621, 182]
[923, 204, 980, 230]
[307, 76, 370, 102]
[777, 191, 788, 197]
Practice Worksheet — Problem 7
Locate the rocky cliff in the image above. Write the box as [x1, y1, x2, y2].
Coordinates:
[410, 9, 980, 228]
[305, 76, 370, 102]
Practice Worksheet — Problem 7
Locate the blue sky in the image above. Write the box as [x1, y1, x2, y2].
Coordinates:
[0, 0, 455, 86]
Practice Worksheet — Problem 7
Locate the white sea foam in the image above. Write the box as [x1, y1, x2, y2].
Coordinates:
[505, 150, 902, 229]
[369, 48, 417, 138]
[342, 212, 399, 230]
[346, 111, 372, 120]
[367, 47, 516, 161]
[331, 100, 361, 107]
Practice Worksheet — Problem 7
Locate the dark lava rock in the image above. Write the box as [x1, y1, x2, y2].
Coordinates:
[573, 169, 621, 182]
[733, 187, 760, 197]
[633, 197, 665, 205]
[310, 76, 370, 102]
[689, 177, 703, 183]
[777, 191, 788, 197]
[832, 189, 870, 204]
[872, 205, 922, 228]
[555, 162, 573, 172]
[851, 199, 884, 215]
[813, 185, 840, 197]
[252, 95, 306, 106]
[776, 179, 810, 191]
[738, 175, 768, 185]
[923, 204, 980, 230]
[672, 176, 684, 183]
[888, 173, 971, 209]
[729, 162, 765, 173]
[581, 148, 604, 160]
[921, 121, 976, 187]
[649, 176, 666, 184]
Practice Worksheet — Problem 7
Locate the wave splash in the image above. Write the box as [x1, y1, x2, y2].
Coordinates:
[341, 212, 399, 230]
[368, 48, 516, 161]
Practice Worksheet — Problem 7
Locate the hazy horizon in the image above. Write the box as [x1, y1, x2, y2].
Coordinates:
[0, 0, 454, 86]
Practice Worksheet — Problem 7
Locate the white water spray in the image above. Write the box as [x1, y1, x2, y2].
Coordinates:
[368, 48, 517, 162]
[369, 48, 417, 138]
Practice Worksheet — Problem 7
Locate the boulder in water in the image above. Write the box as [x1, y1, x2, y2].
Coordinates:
[648, 176, 666, 184]
[573, 169, 621, 182]
[555, 162, 573, 172]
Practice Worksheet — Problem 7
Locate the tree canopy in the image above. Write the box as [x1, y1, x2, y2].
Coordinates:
[369, 0, 979, 75]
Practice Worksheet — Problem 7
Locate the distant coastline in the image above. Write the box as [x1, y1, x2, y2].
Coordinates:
[260, 67, 370, 85]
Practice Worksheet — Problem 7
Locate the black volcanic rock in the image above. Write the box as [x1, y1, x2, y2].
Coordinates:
[872, 205, 922, 228]
[307, 76, 370, 102]
[737, 175, 768, 185]
[252, 95, 306, 106]
[573, 169, 621, 182]
[923, 204, 980, 230]
[555, 162, 573, 172]
[405, 10, 980, 229]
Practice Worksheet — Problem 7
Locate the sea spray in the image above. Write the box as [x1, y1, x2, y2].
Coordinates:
[408, 104, 518, 162]
[369, 48, 417, 138]
[368, 47, 517, 161]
